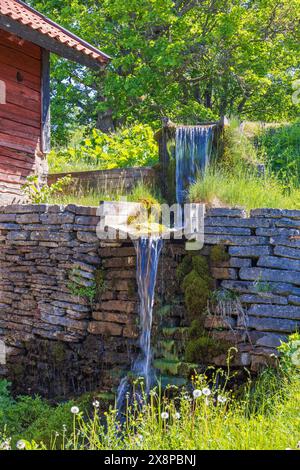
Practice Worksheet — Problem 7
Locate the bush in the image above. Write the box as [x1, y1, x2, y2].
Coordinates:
[48, 124, 158, 173]
[258, 121, 300, 188]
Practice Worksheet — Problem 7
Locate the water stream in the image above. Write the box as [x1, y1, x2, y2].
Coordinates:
[117, 236, 163, 410]
[175, 125, 214, 204]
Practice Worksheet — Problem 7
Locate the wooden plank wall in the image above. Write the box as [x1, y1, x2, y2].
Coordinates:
[0, 29, 42, 203]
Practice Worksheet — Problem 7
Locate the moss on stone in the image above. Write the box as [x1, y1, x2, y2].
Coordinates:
[185, 332, 230, 363]
[51, 342, 66, 364]
[210, 244, 230, 265]
[176, 255, 192, 283]
[94, 267, 107, 297]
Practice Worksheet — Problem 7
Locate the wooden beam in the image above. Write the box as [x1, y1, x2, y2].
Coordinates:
[0, 14, 107, 69]
[41, 49, 50, 154]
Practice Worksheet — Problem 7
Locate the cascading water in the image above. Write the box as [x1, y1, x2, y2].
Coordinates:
[175, 125, 214, 204]
[117, 236, 163, 411]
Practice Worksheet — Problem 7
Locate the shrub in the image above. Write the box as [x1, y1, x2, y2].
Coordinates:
[48, 124, 158, 173]
[21, 175, 71, 204]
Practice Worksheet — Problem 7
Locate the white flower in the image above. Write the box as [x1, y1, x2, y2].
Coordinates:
[217, 395, 227, 404]
[16, 440, 26, 450]
[174, 412, 181, 420]
[193, 389, 202, 399]
[161, 411, 169, 419]
[71, 406, 79, 414]
[93, 400, 100, 408]
[202, 387, 211, 396]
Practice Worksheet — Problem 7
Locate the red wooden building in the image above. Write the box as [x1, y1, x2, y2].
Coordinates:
[0, 0, 110, 204]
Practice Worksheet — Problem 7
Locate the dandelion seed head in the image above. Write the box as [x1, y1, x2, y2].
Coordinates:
[174, 412, 181, 419]
[71, 406, 79, 414]
[193, 389, 202, 398]
[16, 440, 26, 450]
[161, 411, 169, 419]
[202, 387, 211, 396]
[93, 400, 100, 408]
[217, 395, 227, 403]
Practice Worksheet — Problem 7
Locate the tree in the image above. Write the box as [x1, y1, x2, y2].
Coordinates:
[29, 0, 300, 143]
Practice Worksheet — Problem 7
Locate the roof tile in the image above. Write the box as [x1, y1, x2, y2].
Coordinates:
[0, 0, 110, 64]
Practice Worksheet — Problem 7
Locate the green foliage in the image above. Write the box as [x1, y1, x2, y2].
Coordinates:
[258, 121, 300, 188]
[28, 0, 300, 143]
[21, 175, 71, 204]
[48, 124, 158, 173]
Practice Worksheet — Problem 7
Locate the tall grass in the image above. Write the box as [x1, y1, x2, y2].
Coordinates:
[1, 338, 299, 451]
[189, 167, 300, 211]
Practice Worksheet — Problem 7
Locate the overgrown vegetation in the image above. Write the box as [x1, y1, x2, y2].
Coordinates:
[0, 335, 299, 450]
[189, 120, 300, 210]
[21, 175, 72, 204]
[48, 124, 158, 173]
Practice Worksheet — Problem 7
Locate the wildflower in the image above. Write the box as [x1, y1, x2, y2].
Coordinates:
[0, 439, 11, 450]
[202, 387, 211, 396]
[62, 424, 67, 432]
[71, 406, 79, 414]
[93, 400, 100, 408]
[193, 389, 202, 399]
[161, 411, 169, 420]
[174, 412, 181, 420]
[16, 440, 26, 450]
[217, 395, 227, 404]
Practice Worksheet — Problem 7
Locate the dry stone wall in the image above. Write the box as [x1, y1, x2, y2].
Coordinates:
[0, 204, 300, 396]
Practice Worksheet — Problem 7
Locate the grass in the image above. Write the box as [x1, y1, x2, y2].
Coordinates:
[47, 182, 164, 207]
[0, 338, 299, 450]
[189, 167, 300, 211]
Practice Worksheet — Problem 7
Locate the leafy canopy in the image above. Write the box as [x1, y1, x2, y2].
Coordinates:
[28, 0, 300, 143]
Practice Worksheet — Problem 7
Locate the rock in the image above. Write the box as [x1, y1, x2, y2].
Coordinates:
[248, 304, 300, 320]
[288, 295, 300, 305]
[205, 208, 246, 218]
[40, 213, 74, 224]
[239, 267, 300, 285]
[256, 333, 287, 348]
[204, 217, 270, 228]
[88, 321, 123, 336]
[270, 236, 300, 248]
[257, 255, 300, 272]
[228, 245, 272, 257]
[76, 231, 99, 244]
[250, 208, 300, 219]
[204, 235, 268, 246]
[221, 280, 300, 296]
[75, 216, 100, 226]
[239, 293, 287, 305]
[31, 231, 71, 242]
[256, 227, 300, 237]
[16, 214, 40, 224]
[204, 226, 251, 235]
[100, 300, 136, 313]
[0, 214, 16, 222]
[241, 316, 299, 333]
[274, 245, 300, 260]
[230, 257, 252, 268]
[211, 267, 238, 280]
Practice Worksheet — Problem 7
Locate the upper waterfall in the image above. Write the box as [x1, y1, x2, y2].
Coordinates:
[175, 125, 215, 204]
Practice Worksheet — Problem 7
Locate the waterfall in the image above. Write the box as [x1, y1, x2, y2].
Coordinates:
[117, 236, 163, 410]
[175, 125, 214, 204]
